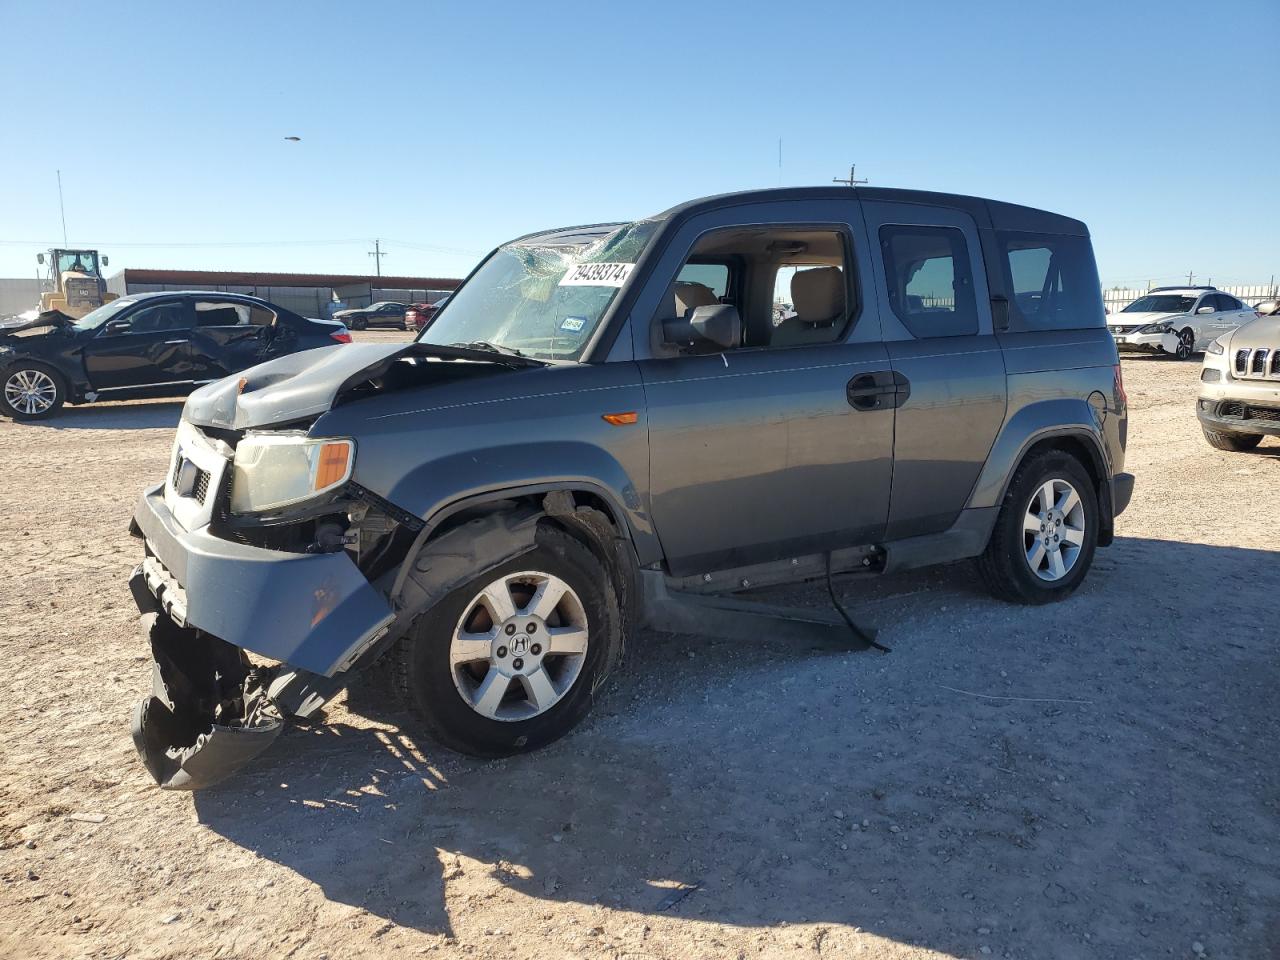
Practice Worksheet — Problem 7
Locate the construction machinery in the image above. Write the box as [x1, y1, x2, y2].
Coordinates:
[37, 248, 117, 320]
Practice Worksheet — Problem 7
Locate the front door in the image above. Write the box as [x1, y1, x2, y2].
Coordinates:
[634, 200, 895, 577]
[82, 298, 195, 390]
[860, 200, 1008, 541]
[187, 299, 273, 381]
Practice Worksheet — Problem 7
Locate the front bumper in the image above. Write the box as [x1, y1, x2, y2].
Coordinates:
[129, 483, 395, 788]
[1196, 374, 1280, 437]
[132, 483, 393, 676]
[1113, 331, 1179, 354]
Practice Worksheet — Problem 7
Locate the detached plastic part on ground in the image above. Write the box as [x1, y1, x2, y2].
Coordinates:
[130, 614, 283, 791]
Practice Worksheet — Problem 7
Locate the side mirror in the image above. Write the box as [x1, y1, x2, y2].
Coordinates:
[1196, 305, 1215, 315]
[102, 256, 109, 267]
[105, 319, 132, 334]
[36, 253, 45, 265]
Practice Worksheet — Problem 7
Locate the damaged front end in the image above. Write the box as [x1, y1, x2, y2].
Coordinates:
[130, 612, 283, 790]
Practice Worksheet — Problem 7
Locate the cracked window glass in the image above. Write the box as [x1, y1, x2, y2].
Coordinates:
[419, 220, 659, 360]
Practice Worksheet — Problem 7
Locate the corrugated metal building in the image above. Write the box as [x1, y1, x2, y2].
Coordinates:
[106, 269, 462, 319]
[0, 278, 45, 317]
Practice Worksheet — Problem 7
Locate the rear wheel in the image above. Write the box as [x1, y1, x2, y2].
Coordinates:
[0, 363, 66, 420]
[977, 450, 1099, 604]
[390, 527, 621, 757]
[1202, 428, 1263, 452]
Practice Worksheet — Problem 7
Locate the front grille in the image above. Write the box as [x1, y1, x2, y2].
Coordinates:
[1218, 400, 1245, 419]
[1244, 405, 1280, 423]
[1233, 346, 1280, 380]
[170, 457, 182, 490]
[1218, 400, 1280, 423]
[192, 468, 210, 504]
[1111, 325, 1138, 334]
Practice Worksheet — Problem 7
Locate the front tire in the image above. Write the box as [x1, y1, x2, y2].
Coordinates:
[349, 316, 367, 331]
[977, 450, 1099, 605]
[1174, 328, 1196, 360]
[390, 526, 621, 757]
[1202, 428, 1263, 452]
[0, 362, 66, 420]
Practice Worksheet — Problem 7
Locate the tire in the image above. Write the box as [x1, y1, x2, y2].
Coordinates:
[977, 450, 1099, 605]
[389, 526, 622, 757]
[0, 362, 66, 420]
[1174, 328, 1196, 361]
[349, 316, 367, 331]
[1202, 427, 1263, 452]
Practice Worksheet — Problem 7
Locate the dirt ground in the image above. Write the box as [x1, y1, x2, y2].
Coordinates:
[1, 340, 1276, 960]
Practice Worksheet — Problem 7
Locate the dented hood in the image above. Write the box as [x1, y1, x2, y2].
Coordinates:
[0, 310, 74, 338]
[182, 341, 539, 430]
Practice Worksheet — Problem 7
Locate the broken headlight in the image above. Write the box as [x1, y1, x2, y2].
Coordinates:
[229, 432, 354, 513]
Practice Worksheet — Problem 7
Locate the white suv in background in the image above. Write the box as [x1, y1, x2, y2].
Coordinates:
[1108, 287, 1257, 360]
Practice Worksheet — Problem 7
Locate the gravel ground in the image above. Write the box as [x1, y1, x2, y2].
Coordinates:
[0, 342, 1277, 960]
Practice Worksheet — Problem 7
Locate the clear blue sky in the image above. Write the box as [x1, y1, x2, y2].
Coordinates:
[1, 0, 1276, 288]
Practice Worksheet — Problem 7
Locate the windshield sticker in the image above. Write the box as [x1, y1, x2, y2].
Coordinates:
[559, 262, 635, 287]
[560, 316, 586, 333]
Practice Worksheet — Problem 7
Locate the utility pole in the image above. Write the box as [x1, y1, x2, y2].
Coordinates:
[1186, 270, 1195, 286]
[832, 164, 868, 187]
[368, 239, 387, 277]
[56, 169, 68, 245]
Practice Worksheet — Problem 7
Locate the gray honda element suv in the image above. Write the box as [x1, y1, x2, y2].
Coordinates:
[128, 187, 1133, 788]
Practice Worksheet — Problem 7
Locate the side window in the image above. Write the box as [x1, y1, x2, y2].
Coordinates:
[676, 263, 729, 299]
[658, 226, 855, 354]
[1213, 294, 1237, 312]
[995, 231, 1104, 331]
[127, 302, 189, 333]
[880, 225, 977, 337]
[194, 301, 250, 327]
[248, 305, 276, 326]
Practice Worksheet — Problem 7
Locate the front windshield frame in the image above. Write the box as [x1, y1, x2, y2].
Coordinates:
[71, 297, 137, 331]
[1121, 294, 1198, 314]
[417, 220, 660, 362]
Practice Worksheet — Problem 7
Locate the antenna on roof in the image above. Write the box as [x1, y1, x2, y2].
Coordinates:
[832, 164, 868, 188]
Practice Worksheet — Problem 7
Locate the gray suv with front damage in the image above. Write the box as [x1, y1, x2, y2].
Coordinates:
[127, 187, 1133, 788]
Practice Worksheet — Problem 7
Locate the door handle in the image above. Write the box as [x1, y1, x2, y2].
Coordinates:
[846, 371, 910, 411]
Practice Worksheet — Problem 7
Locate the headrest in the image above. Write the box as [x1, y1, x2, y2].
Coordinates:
[672, 281, 720, 318]
[791, 267, 845, 324]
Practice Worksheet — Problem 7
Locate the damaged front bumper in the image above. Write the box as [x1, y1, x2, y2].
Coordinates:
[128, 483, 395, 789]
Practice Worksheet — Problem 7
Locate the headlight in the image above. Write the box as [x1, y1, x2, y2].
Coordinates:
[1137, 320, 1172, 334]
[1206, 337, 1225, 355]
[230, 432, 354, 513]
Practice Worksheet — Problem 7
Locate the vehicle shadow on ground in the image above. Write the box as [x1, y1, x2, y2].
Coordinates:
[12, 400, 184, 431]
[193, 536, 1280, 956]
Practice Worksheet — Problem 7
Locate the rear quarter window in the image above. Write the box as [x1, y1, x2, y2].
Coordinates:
[997, 231, 1104, 331]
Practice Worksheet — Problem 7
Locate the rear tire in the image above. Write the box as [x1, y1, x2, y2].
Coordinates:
[389, 526, 621, 757]
[977, 450, 1099, 605]
[1202, 428, 1263, 452]
[0, 362, 66, 420]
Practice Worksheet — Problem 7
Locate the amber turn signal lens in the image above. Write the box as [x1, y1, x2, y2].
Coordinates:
[314, 441, 352, 489]
[602, 411, 638, 426]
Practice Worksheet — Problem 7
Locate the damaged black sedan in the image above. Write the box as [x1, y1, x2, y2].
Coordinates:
[0, 292, 351, 420]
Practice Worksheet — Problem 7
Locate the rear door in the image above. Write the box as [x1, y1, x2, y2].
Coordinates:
[188, 299, 274, 381]
[634, 198, 896, 576]
[82, 298, 195, 390]
[860, 201, 1007, 540]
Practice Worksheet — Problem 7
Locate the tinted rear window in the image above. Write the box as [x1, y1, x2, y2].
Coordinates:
[997, 231, 1104, 330]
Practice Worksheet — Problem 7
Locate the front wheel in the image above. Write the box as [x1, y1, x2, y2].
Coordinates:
[977, 450, 1099, 604]
[1174, 328, 1196, 360]
[1202, 428, 1263, 452]
[0, 363, 66, 420]
[389, 527, 622, 757]
[349, 316, 367, 331]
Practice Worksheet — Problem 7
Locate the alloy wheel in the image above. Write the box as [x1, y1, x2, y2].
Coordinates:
[4, 369, 58, 415]
[1022, 478, 1086, 582]
[449, 570, 589, 721]
[1176, 329, 1194, 360]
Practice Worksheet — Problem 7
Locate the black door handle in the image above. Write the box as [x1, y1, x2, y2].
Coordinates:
[846, 371, 910, 410]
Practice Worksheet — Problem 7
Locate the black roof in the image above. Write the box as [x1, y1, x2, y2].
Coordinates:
[654, 186, 1089, 237]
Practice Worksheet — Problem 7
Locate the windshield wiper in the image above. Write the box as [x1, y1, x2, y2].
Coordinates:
[450, 339, 526, 358]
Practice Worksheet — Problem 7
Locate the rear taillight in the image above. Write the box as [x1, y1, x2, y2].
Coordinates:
[331, 331, 352, 344]
[1113, 363, 1127, 407]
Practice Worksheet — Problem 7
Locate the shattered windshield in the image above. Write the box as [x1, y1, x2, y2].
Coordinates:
[419, 220, 658, 361]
